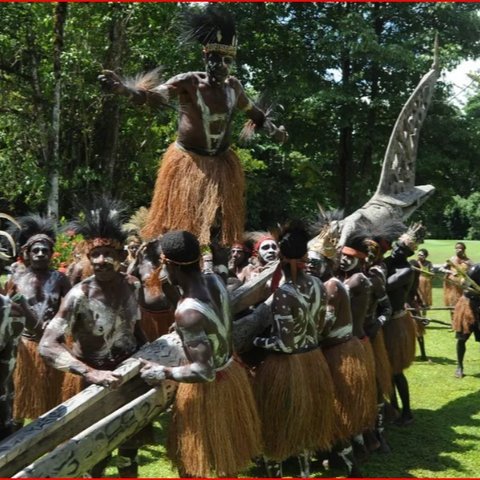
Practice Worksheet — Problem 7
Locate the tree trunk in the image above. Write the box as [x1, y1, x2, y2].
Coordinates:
[47, 2, 68, 220]
[338, 50, 353, 210]
[93, 4, 128, 196]
[360, 3, 384, 180]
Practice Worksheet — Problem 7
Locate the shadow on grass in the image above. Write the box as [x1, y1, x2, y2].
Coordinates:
[363, 390, 480, 478]
[414, 355, 457, 366]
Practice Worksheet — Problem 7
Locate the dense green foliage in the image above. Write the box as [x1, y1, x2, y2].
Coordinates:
[1, 3, 480, 236]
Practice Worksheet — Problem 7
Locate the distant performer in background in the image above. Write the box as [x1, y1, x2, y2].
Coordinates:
[451, 264, 480, 379]
[442, 242, 473, 314]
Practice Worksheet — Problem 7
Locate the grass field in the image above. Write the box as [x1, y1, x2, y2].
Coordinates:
[7, 239, 480, 478]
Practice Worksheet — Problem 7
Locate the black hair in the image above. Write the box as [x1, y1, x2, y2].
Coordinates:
[160, 230, 200, 271]
[344, 233, 369, 257]
[456, 241, 466, 249]
[278, 220, 309, 260]
[418, 248, 429, 257]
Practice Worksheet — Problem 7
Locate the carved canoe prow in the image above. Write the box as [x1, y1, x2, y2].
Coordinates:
[337, 36, 440, 245]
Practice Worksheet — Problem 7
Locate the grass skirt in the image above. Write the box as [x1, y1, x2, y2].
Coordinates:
[167, 359, 262, 477]
[139, 307, 175, 342]
[443, 280, 462, 307]
[418, 276, 432, 307]
[452, 296, 475, 334]
[383, 311, 416, 375]
[371, 329, 393, 399]
[322, 337, 375, 443]
[13, 337, 65, 419]
[254, 348, 334, 461]
[142, 143, 245, 246]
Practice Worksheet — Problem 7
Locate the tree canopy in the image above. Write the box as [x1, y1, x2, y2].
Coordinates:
[1, 2, 480, 238]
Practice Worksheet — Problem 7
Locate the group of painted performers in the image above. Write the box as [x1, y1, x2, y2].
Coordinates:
[1, 4, 480, 479]
[0, 203, 427, 478]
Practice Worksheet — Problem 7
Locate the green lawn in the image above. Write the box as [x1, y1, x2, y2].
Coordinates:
[6, 240, 480, 478]
[422, 239, 480, 265]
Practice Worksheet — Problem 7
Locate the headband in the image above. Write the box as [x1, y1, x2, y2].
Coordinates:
[204, 43, 237, 57]
[85, 238, 123, 252]
[160, 253, 201, 266]
[22, 234, 55, 251]
[254, 235, 276, 253]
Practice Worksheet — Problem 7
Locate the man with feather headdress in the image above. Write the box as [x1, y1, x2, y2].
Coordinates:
[99, 5, 287, 249]
[39, 200, 148, 477]
[5, 214, 71, 425]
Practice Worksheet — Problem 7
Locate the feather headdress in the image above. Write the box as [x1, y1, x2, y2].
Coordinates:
[182, 5, 237, 56]
[15, 214, 56, 251]
[69, 197, 126, 252]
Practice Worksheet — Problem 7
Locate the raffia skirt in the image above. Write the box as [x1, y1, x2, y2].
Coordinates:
[167, 359, 262, 477]
[383, 311, 416, 375]
[139, 307, 175, 342]
[142, 143, 245, 246]
[253, 348, 335, 461]
[418, 276, 432, 307]
[452, 296, 476, 334]
[322, 337, 376, 443]
[444, 280, 463, 307]
[13, 337, 65, 419]
[370, 329, 393, 398]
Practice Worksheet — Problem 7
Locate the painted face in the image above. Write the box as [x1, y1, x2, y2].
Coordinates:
[306, 251, 326, 278]
[230, 247, 246, 268]
[127, 242, 140, 258]
[391, 242, 413, 261]
[258, 240, 279, 264]
[340, 253, 359, 272]
[89, 246, 119, 282]
[28, 241, 52, 271]
[205, 52, 233, 83]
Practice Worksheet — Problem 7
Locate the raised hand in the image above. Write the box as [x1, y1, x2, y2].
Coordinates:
[98, 69, 126, 95]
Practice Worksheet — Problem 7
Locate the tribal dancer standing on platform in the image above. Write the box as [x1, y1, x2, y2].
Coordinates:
[99, 5, 287, 249]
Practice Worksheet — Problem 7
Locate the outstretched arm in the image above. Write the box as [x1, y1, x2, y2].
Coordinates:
[98, 69, 182, 108]
[234, 79, 288, 144]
